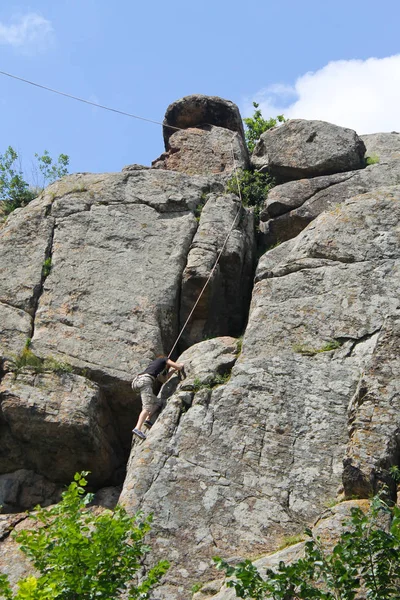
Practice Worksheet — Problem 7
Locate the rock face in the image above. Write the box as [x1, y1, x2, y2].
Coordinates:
[179, 193, 255, 349]
[1, 98, 400, 600]
[252, 119, 366, 180]
[206, 499, 372, 600]
[0, 370, 123, 487]
[260, 159, 400, 246]
[362, 131, 400, 162]
[0, 142, 255, 508]
[0, 470, 61, 513]
[344, 314, 400, 498]
[120, 186, 400, 598]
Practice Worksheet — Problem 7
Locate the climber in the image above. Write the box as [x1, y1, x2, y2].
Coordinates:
[131, 356, 184, 440]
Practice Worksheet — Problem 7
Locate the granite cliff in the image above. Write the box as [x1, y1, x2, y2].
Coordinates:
[0, 95, 399, 599]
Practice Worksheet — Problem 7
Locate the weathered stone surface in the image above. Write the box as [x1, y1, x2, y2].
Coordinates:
[162, 95, 246, 150]
[343, 314, 400, 498]
[260, 159, 400, 245]
[0, 469, 61, 513]
[362, 132, 400, 162]
[0, 170, 228, 455]
[0, 193, 54, 359]
[120, 187, 399, 599]
[252, 119, 366, 180]
[208, 499, 372, 600]
[0, 513, 34, 588]
[152, 126, 249, 175]
[179, 193, 255, 349]
[160, 336, 239, 401]
[0, 370, 123, 487]
[30, 170, 221, 384]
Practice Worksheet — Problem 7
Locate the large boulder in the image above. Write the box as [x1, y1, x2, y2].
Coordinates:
[260, 158, 400, 246]
[162, 95, 246, 150]
[362, 132, 400, 162]
[0, 470, 61, 513]
[152, 125, 249, 175]
[120, 186, 400, 599]
[0, 370, 123, 487]
[252, 119, 366, 180]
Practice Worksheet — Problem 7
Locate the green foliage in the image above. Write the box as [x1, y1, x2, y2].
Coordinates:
[192, 372, 231, 392]
[43, 358, 74, 374]
[277, 534, 305, 551]
[390, 465, 400, 483]
[14, 348, 44, 373]
[13, 349, 73, 376]
[0, 472, 169, 600]
[215, 493, 400, 599]
[34, 151, 69, 189]
[42, 258, 52, 277]
[244, 102, 285, 153]
[0, 147, 69, 216]
[293, 339, 342, 356]
[191, 582, 203, 595]
[366, 153, 380, 166]
[0, 147, 36, 215]
[225, 169, 274, 219]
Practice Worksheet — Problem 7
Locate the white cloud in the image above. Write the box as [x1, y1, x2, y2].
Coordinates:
[247, 55, 400, 135]
[0, 13, 53, 52]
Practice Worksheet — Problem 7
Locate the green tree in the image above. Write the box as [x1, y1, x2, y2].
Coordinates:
[0, 147, 69, 216]
[215, 493, 400, 599]
[244, 102, 285, 153]
[0, 472, 169, 600]
[225, 169, 274, 219]
[33, 150, 69, 190]
[0, 147, 36, 215]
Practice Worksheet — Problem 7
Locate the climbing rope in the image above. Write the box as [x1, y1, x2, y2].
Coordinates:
[167, 139, 244, 358]
[0, 69, 246, 358]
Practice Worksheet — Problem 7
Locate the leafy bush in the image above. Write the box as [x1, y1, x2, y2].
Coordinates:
[244, 102, 285, 153]
[0, 147, 36, 215]
[225, 169, 274, 219]
[0, 147, 69, 216]
[0, 472, 169, 599]
[13, 348, 73, 376]
[215, 493, 400, 599]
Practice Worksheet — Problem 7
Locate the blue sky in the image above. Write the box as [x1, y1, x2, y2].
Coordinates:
[1, 0, 399, 179]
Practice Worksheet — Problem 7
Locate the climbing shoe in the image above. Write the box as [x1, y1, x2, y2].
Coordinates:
[132, 428, 146, 440]
[143, 419, 153, 429]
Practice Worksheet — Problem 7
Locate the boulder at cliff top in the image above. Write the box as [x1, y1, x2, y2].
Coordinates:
[162, 95, 246, 149]
[152, 125, 249, 175]
[252, 119, 366, 180]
